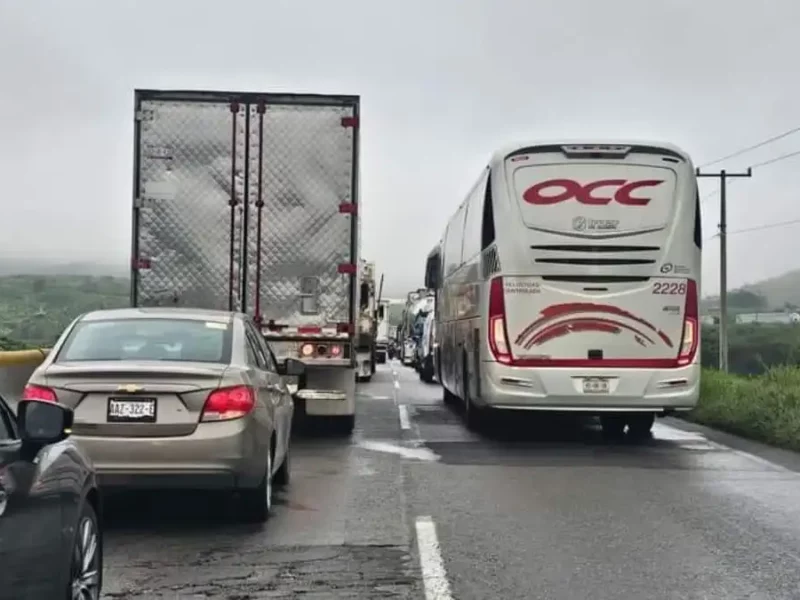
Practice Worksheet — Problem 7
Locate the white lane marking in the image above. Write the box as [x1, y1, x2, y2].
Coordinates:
[398, 405, 411, 430]
[357, 440, 439, 462]
[655, 422, 792, 472]
[415, 517, 453, 600]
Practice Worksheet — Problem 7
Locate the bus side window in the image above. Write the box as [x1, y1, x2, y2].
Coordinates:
[481, 172, 495, 250]
[693, 186, 702, 249]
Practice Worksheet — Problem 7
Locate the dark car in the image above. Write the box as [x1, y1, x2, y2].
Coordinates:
[0, 396, 102, 599]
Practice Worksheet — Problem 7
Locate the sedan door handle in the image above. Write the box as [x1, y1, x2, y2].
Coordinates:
[266, 384, 281, 392]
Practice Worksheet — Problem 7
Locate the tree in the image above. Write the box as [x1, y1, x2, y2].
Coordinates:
[728, 289, 767, 310]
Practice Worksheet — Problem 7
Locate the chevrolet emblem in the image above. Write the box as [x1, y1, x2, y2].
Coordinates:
[118, 384, 143, 393]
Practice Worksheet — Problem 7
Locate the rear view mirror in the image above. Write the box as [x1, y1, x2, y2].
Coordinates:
[18, 400, 73, 447]
[279, 358, 306, 377]
[424, 250, 441, 289]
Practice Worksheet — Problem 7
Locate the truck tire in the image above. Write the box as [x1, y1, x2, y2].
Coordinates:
[420, 357, 435, 383]
[332, 414, 355, 436]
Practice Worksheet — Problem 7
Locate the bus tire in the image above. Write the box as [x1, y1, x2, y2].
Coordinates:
[443, 385, 458, 406]
[600, 415, 626, 439]
[627, 413, 655, 439]
[462, 355, 485, 432]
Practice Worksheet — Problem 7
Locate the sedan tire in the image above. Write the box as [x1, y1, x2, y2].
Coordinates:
[238, 451, 273, 523]
[273, 447, 290, 487]
[69, 502, 102, 600]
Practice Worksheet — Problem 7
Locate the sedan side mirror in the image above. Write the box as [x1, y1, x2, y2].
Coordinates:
[277, 358, 306, 377]
[18, 400, 73, 450]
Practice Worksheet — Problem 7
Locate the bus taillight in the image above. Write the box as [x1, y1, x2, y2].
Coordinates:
[678, 279, 698, 366]
[488, 276, 513, 365]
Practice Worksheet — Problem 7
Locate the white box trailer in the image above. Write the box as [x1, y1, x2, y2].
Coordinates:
[131, 89, 361, 433]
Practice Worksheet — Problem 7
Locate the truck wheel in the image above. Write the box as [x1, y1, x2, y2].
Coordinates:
[332, 415, 355, 436]
[420, 360, 434, 383]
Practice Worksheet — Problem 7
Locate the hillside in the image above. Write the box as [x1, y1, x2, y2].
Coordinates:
[0, 274, 129, 348]
[703, 268, 800, 313]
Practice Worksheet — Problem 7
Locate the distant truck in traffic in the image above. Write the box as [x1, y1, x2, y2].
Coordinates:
[130, 89, 361, 434]
[355, 260, 385, 382]
[375, 300, 391, 365]
[399, 289, 434, 367]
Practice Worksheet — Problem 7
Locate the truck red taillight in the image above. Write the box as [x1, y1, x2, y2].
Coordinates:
[488, 276, 513, 365]
[22, 384, 57, 402]
[201, 385, 255, 422]
[677, 279, 698, 366]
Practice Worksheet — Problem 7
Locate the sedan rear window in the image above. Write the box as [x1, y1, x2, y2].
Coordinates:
[56, 318, 233, 364]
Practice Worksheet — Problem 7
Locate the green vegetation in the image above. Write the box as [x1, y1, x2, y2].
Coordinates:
[0, 275, 129, 349]
[692, 323, 800, 450]
[688, 367, 800, 453]
[701, 324, 800, 375]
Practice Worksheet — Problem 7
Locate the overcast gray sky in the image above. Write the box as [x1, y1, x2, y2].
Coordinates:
[1, 0, 799, 298]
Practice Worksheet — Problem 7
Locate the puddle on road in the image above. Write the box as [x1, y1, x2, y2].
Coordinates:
[356, 440, 440, 462]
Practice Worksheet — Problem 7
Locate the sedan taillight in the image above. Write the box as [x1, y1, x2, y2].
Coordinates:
[22, 384, 57, 403]
[201, 385, 255, 422]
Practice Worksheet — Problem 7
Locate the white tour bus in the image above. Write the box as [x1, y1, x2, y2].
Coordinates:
[425, 141, 701, 436]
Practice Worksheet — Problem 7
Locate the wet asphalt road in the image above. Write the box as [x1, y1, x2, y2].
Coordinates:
[100, 362, 800, 599]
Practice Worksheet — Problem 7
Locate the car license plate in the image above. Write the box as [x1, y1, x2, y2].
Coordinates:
[582, 378, 609, 394]
[107, 397, 157, 422]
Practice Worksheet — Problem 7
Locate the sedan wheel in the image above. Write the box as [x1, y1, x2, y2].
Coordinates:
[70, 504, 101, 600]
[239, 450, 273, 523]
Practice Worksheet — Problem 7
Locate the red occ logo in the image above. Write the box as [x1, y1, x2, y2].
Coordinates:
[522, 178, 664, 206]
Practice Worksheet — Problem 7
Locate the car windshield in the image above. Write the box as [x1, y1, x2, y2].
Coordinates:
[56, 318, 233, 363]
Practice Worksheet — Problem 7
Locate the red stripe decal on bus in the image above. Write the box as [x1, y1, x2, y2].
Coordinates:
[523, 317, 657, 349]
[515, 303, 673, 348]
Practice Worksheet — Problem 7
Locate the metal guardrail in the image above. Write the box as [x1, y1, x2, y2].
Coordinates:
[0, 348, 50, 410]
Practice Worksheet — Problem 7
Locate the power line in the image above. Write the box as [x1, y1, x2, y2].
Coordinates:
[700, 146, 800, 206]
[700, 125, 800, 168]
[705, 216, 800, 242]
[748, 148, 800, 169]
[730, 216, 800, 236]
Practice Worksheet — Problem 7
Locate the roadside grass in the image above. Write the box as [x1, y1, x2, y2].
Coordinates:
[686, 367, 800, 452]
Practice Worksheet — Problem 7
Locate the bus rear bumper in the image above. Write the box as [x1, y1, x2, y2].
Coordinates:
[478, 361, 700, 413]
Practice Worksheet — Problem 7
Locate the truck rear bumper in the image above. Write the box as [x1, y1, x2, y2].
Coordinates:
[297, 365, 356, 416]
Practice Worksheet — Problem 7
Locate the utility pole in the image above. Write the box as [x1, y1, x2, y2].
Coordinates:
[696, 167, 753, 372]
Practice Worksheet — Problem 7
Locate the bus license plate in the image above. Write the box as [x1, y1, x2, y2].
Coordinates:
[582, 378, 609, 394]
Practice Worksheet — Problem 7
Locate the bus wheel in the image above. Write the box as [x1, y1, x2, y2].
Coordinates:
[462, 362, 485, 432]
[443, 386, 458, 406]
[600, 415, 626, 439]
[627, 413, 655, 439]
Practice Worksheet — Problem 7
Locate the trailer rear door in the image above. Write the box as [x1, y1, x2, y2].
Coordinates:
[132, 90, 359, 336]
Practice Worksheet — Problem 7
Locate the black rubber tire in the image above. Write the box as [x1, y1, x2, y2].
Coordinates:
[273, 446, 290, 487]
[462, 358, 485, 432]
[238, 452, 273, 523]
[420, 359, 435, 383]
[331, 414, 355, 436]
[627, 413, 656, 439]
[600, 415, 627, 439]
[68, 500, 103, 600]
[443, 386, 458, 406]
